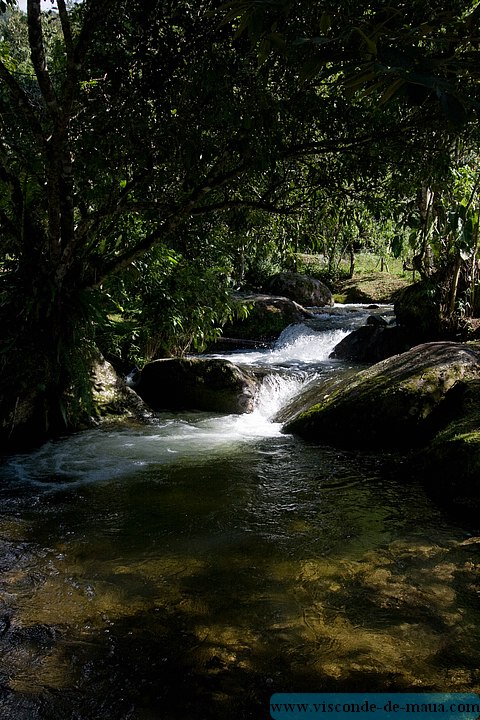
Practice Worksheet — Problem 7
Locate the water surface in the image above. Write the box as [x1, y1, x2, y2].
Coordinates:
[1, 309, 479, 719]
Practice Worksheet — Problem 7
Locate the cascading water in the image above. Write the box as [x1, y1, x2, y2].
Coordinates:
[3, 322, 347, 489]
[1, 305, 479, 720]
[208, 322, 350, 369]
[206, 321, 350, 437]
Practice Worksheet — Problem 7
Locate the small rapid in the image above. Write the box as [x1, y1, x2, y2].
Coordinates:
[208, 322, 350, 369]
[2, 321, 345, 490]
[2, 304, 478, 720]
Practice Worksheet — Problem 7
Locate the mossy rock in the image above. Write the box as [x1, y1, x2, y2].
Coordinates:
[283, 341, 480, 450]
[263, 271, 333, 307]
[91, 356, 148, 421]
[224, 294, 313, 341]
[330, 325, 414, 363]
[416, 380, 480, 504]
[394, 280, 444, 340]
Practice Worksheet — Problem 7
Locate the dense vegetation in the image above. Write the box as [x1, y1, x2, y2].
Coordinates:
[1, 0, 479, 447]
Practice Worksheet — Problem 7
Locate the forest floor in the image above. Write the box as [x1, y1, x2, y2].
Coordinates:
[333, 271, 413, 304]
[298, 252, 414, 304]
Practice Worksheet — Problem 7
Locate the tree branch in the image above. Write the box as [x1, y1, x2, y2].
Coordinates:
[279, 130, 406, 159]
[73, 0, 112, 69]
[27, 0, 59, 117]
[57, 0, 74, 63]
[0, 59, 45, 147]
[90, 162, 247, 286]
[189, 198, 300, 216]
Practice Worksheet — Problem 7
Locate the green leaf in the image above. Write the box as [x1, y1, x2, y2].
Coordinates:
[378, 78, 405, 105]
[353, 27, 377, 56]
[299, 57, 327, 83]
[343, 70, 376, 90]
[319, 13, 332, 34]
[391, 235, 404, 258]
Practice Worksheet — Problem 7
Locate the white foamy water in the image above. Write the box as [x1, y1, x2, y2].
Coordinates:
[208, 324, 349, 368]
[3, 369, 317, 490]
[2, 322, 349, 489]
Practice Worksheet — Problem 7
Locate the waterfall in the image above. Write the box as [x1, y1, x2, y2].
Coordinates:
[272, 323, 349, 364]
[207, 323, 349, 369]
[252, 372, 314, 420]
[3, 316, 357, 486]
[199, 322, 350, 437]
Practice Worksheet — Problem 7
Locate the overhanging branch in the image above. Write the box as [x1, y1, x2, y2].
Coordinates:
[0, 59, 45, 147]
[189, 198, 302, 216]
[90, 161, 247, 286]
[27, 0, 59, 117]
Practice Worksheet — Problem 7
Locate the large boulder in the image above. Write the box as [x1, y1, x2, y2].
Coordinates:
[91, 356, 148, 421]
[222, 294, 314, 342]
[282, 341, 480, 450]
[0, 355, 148, 452]
[131, 357, 257, 414]
[394, 279, 445, 341]
[415, 379, 480, 509]
[330, 324, 414, 363]
[263, 271, 333, 307]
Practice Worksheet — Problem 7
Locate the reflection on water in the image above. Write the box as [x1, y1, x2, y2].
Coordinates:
[1, 437, 480, 719]
[0, 312, 480, 718]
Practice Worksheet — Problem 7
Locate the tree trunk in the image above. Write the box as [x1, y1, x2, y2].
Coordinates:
[348, 243, 355, 278]
[0, 257, 93, 449]
[448, 254, 463, 318]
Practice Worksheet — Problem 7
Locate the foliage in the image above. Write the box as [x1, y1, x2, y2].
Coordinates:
[0, 0, 302, 442]
[100, 247, 240, 366]
[1, 0, 480, 446]
[219, 0, 480, 126]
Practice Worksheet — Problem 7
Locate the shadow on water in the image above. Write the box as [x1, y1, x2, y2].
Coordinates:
[1, 438, 480, 719]
[0, 605, 417, 720]
[2, 548, 480, 720]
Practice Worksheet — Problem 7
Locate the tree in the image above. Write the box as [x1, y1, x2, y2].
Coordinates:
[220, 0, 480, 126]
[2, 0, 477, 448]
[0, 0, 357, 446]
[0, 0, 291, 446]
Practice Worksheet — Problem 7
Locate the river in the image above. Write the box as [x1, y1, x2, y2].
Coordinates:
[1, 305, 480, 719]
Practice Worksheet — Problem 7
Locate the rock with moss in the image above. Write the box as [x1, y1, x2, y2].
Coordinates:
[91, 356, 149, 421]
[330, 324, 413, 363]
[263, 271, 333, 307]
[131, 357, 258, 414]
[394, 279, 445, 341]
[415, 380, 480, 508]
[282, 341, 480, 450]
[223, 293, 314, 342]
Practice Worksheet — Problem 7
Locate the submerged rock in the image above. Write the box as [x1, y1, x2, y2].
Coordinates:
[131, 357, 257, 414]
[283, 341, 480, 450]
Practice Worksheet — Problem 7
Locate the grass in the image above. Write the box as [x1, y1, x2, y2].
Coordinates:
[297, 251, 409, 278]
[296, 252, 414, 304]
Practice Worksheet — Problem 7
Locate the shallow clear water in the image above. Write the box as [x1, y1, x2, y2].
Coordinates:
[1, 310, 480, 719]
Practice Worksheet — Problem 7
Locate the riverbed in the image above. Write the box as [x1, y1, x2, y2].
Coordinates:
[1, 306, 479, 719]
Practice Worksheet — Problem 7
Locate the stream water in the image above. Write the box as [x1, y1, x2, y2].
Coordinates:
[1, 305, 480, 720]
